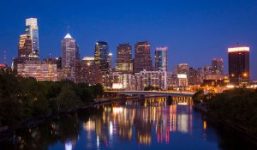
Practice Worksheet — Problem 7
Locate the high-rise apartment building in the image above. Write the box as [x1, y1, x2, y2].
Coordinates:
[134, 41, 152, 73]
[155, 47, 168, 71]
[228, 46, 250, 84]
[116, 43, 133, 73]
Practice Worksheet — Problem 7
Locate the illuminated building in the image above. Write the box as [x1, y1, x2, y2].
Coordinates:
[18, 34, 32, 58]
[188, 67, 203, 85]
[61, 33, 80, 80]
[110, 72, 136, 90]
[25, 18, 39, 57]
[176, 63, 189, 74]
[74, 57, 102, 84]
[17, 60, 58, 81]
[155, 47, 168, 71]
[228, 46, 250, 84]
[177, 74, 188, 88]
[134, 41, 152, 73]
[211, 58, 224, 75]
[0, 64, 6, 69]
[94, 41, 110, 73]
[108, 52, 113, 70]
[116, 43, 133, 73]
[135, 70, 167, 90]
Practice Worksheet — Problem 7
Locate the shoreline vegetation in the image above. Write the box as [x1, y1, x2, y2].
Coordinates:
[0, 69, 104, 139]
[193, 88, 257, 144]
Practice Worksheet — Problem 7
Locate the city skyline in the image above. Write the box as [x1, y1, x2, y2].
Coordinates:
[0, 0, 257, 78]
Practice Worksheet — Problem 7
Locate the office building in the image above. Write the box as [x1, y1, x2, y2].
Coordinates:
[211, 58, 224, 75]
[155, 47, 168, 71]
[134, 41, 152, 73]
[25, 18, 39, 56]
[74, 57, 102, 84]
[61, 33, 80, 80]
[17, 60, 58, 81]
[228, 46, 250, 84]
[176, 63, 189, 74]
[116, 43, 133, 73]
[94, 41, 110, 72]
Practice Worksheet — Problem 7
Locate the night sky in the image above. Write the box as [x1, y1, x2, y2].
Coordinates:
[0, 0, 257, 78]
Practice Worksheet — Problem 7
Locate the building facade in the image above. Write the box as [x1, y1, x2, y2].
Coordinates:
[17, 60, 58, 81]
[135, 70, 167, 90]
[94, 41, 110, 73]
[61, 33, 80, 80]
[134, 41, 152, 73]
[116, 43, 133, 73]
[228, 46, 250, 84]
[211, 58, 224, 75]
[74, 57, 102, 84]
[155, 47, 168, 71]
[25, 18, 39, 57]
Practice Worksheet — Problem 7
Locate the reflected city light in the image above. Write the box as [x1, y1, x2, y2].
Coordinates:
[65, 141, 72, 150]
[113, 107, 123, 114]
[83, 119, 95, 132]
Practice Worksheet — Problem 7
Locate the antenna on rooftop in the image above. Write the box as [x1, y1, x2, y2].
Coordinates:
[3, 50, 6, 64]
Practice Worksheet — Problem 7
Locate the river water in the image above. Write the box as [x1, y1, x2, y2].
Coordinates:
[1, 97, 256, 150]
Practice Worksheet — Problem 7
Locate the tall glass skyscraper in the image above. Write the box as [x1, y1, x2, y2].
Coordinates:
[94, 41, 110, 72]
[25, 18, 39, 56]
[155, 47, 168, 71]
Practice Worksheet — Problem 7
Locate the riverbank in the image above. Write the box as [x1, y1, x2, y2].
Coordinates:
[193, 88, 257, 146]
[0, 95, 144, 142]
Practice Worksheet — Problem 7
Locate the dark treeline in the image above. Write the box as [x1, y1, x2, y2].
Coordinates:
[193, 88, 257, 136]
[0, 69, 104, 129]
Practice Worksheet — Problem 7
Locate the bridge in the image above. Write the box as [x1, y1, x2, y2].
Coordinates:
[105, 90, 195, 97]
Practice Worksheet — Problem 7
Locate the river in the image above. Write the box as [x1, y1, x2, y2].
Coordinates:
[1, 97, 256, 150]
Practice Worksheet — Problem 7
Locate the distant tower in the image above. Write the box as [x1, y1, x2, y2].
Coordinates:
[94, 41, 110, 72]
[155, 47, 168, 71]
[61, 33, 80, 80]
[116, 43, 133, 73]
[3, 50, 6, 64]
[25, 18, 39, 56]
[211, 58, 224, 75]
[228, 46, 250, 84]
[134, 41, 152, 73]
[61, 33, 79, 68]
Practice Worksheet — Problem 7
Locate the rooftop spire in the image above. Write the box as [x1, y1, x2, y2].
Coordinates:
[64, 33, 72, 39]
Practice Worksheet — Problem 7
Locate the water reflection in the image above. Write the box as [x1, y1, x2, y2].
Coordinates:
[83, 97, 193, 148]
[1, 97, 257, 150]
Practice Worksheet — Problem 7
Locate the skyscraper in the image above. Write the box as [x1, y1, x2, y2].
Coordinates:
[155, 47, 168, 71]
[18, 34, 32, 58]
[94, 41, 110, 72]
[211, 58, 224, 75]
[25, 18, 39, 56]
[116, 43, 133, 73]
[228, 46, 250, 84]
[61, 33, 80, 79]
[134, 41, 152, 73]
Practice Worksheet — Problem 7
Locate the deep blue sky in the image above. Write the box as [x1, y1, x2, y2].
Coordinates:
[0, 0, 257, 78]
